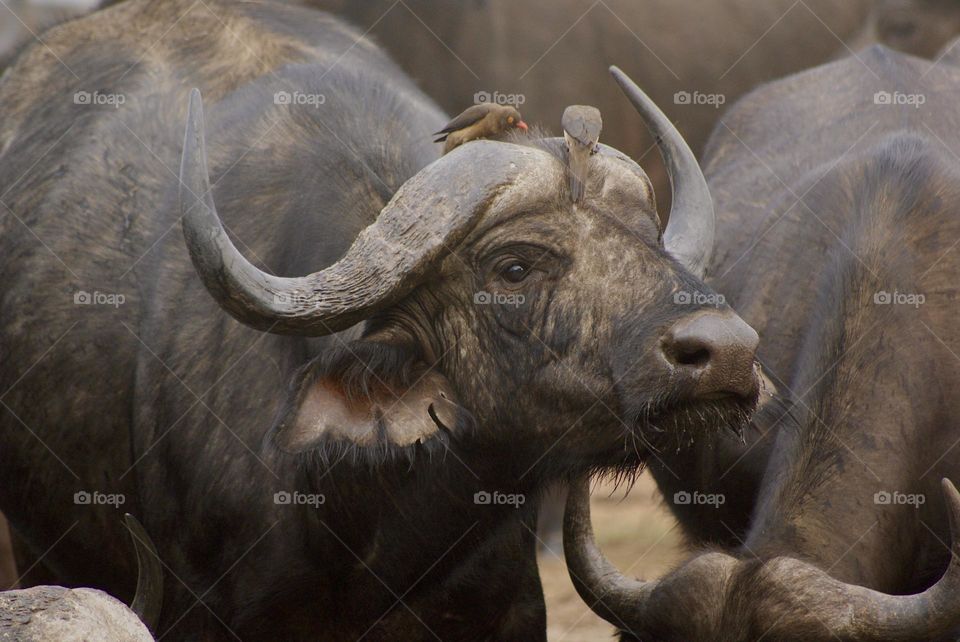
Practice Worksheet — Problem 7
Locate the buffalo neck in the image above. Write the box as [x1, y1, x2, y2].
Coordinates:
[742, 145, 960, 591]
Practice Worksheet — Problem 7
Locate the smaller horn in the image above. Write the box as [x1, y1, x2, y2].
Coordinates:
[124, 514, 163, 633]
[561, 105, 602, 203]
[563, 478, 653, 629]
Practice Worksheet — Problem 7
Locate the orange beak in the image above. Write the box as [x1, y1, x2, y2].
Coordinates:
[516, 120, 528, 131]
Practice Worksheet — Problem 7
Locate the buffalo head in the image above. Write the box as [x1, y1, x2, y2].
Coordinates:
[177, 68, 759, 472]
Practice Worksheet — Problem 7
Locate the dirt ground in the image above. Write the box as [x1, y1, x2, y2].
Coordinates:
[538, 473, 683, 642]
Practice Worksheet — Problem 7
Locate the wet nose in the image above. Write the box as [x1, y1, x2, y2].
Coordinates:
[661, 310, 760, 399]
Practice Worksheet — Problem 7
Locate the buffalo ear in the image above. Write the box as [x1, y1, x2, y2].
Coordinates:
[274, 340, 465, 454]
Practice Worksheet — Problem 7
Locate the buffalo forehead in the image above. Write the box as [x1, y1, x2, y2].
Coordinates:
[592, 154, 656, 221]
[463, 142, 654, 229]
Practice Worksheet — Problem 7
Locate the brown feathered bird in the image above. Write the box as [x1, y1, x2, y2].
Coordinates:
[562, 105, 602, 203]
[434, 103, 528, 154]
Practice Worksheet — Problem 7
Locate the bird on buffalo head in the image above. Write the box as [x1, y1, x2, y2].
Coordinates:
[433, 103, 528, 154]
[562, 105, 602, 203]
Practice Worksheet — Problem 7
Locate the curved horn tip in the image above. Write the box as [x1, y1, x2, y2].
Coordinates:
[124, 513, 163, 633]
[180, 88, 209, 199]
[186, 89, 204, 139]
[188, 87, 202, 108]
[608, 66, 641, 98]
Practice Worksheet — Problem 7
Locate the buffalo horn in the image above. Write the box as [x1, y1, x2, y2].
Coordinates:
[609, 66, 715, 278]
[124, 513, 163, 633]
[179, 89, 525, 335]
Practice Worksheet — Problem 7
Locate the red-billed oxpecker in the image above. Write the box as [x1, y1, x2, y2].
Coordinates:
[433, 103, 528, 154]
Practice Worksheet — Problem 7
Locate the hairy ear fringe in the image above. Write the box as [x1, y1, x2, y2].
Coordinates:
[270, 340, 477, 469]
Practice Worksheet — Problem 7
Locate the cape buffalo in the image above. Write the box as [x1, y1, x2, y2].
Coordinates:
[0, 0, 759, 639]
[300, 0, 876, 546]
[565, 46, 960, 640]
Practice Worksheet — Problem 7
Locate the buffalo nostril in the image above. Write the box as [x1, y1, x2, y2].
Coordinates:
[672, 345, 710, 368]
[662, 310, 760, 400]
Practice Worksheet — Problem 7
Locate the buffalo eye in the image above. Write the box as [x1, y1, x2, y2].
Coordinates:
[499, 261, 530, 283]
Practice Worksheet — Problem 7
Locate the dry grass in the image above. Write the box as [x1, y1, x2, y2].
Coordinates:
[539, 473, 683, 641]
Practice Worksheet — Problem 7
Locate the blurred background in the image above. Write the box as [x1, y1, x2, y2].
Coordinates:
[4, 0, 959, 214]
[2, 0, 958, 639]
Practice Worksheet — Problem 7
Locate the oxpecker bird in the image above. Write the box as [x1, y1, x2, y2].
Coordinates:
[434, 103, 528, 154]
[562, 105, 602, 203]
